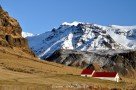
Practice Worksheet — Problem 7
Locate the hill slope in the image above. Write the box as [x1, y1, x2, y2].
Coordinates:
[47, 49, 136, 77]
[0, 47, 136, 90]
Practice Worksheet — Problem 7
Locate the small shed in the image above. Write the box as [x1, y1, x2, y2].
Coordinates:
[92, 72, 120, 82]
[81, 68, 95, 77]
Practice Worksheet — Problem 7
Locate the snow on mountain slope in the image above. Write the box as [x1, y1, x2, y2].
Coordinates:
[27, 22, 136, 59]
[22, 32, 34, 38]
[62, 21, 83, 26]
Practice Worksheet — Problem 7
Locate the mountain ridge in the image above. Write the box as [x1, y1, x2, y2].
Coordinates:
[26, 21, 136, 59]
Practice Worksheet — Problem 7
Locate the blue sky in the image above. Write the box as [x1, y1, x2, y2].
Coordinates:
[0, 0, 136, 34]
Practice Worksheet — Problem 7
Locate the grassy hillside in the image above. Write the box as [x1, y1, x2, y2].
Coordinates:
[0, 47, 136, 90]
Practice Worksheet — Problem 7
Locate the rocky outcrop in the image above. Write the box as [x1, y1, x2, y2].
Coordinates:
[4, 35, 28, 47]
[46, 49, 136, 77]
[0, 6, 35, 56]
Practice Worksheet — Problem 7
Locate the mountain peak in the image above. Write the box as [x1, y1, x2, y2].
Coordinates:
[26, 22, 136, 59]
[22, 32, 34, 38]
[62, 21, 83, 26]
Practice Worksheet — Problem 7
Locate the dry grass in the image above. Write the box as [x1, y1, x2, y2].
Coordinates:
[0, 47, 136, 90]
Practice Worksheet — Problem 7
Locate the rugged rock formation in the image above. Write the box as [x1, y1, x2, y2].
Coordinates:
[0, 6, 34, 56]
[46, 49, 136, 77]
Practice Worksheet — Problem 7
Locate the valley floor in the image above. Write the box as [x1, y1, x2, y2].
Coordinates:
[0, 47, 136, 90]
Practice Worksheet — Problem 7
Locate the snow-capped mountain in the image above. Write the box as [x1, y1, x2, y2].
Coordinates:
[22, 32, 34, 38]
[27, 21, 136, 59]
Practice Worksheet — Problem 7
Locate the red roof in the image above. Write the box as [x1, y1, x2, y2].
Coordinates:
[92, 72, 117, 77]
[81, 68, 94, 75]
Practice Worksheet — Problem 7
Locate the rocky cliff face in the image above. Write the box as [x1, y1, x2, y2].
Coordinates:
[0, 6, 34, 56]
[46, 49, 136, 77]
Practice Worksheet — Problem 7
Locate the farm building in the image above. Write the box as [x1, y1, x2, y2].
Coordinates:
[92, 72, 120, 82]
[81, 68, 120, 82]
[81, 68, 95, 77]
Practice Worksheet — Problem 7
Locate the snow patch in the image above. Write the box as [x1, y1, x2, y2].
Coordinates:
[62, 21, 83, 26]
[22, 32, 34, 38]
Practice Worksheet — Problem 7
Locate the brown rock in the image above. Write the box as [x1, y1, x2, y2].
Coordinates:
[0, 6, 35, 56]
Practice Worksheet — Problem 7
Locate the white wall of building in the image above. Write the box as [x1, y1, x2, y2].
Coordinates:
[93, 74, 119, 82]
[81, 73, 120, 82]
[81, 74, 92, 77]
